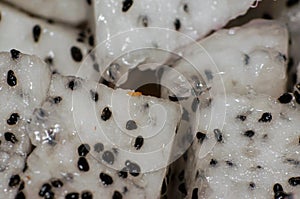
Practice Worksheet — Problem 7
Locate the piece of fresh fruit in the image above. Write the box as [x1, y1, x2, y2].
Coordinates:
[0, 3, 93, 78]
[1, 0, 91, 26]
[228, 0, 300, 89]
[92, 0, 255, 84]
[0, 50, 51, 199]
[20, 74, 181, 198]
[178, 93, 300, 198]
[161, 19, 288, 99]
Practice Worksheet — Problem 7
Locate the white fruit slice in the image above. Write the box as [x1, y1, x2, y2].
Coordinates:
[92, 0, 255, 84]
[1, 0, 90, 25]
[0, 51, 51, 199]
[161, 19, 288, 98]
[0, 3, 93, 78]
[181, 94, 300, 198]
[23, 74, 181, 198]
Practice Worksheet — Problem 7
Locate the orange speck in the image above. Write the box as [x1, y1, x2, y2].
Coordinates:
[127, 91, 142, 97]
[26, 176, 31, 180]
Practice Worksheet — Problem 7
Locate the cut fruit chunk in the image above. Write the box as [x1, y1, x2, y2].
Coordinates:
[92, 0, 255, 84]
[0, 3, 93, 78]
[181, 93, 300, 198]
[161, 19, 288, 99]
[1, 0, 91, 25]
[0, 51, 51, 199]
[23, 74, 181, 198]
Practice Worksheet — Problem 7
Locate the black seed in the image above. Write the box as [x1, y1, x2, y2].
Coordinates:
[294, 91, 300, 104]
[32, 25, 41, 42]
[277, 53, 287, 62]
[88, 35, 94, 46]
[77, 38, 84, 43]
[192, 188, 198, 199]
[81, 191, 93, 199]
[286, 0, 299, 7]
[93, 63, 100, 72]
[86, 0, 92, 5]
[102, 151, 114, 165]
[204, 69, 213, 81]
[122, 0, 133, 12]
[174, 18, 181, 31]
[161, 179, 167, 195]
[94, 143, 104, 152]
[183, 3, 189, 12]
[134, 136, 144, 150]
[237, 115, 247, 121]
[123, 187, 128, 194]
[68, 80, 77, 90]
[77, 144, 90, 157]
[285, 158, 300, 166]
[178, 170, 185, 181]
[249, 182, 256, 190]
[101, 107, 112, 121]
[47, 19, 54, 24]
[99, 173, 113, 186]
[15, 192, 25, 199]
[118, 168, 128, 179]
[39, 183, 51, 197]
[273, 183, 283, 193]
[225, 161, 234, 167]
[140, 15, 148, 27]
[244, 54, 250, 65]
[4, 132, 18, 144]
[244, 130, 255, 138]
[191, 97, 200, 112]
[8, 174, 20, 187]
[112, 191, 122, 199]
[7, 113, 20, 125]
[45, 191, 54, 199]
[7, 70, 17, 87]
[126, 120, 137, 130]
[178, 183, 187, 196]
[258, 112, 272, 122]
[262, 13, 273, 19]
[44, 57, 53, 66]
[65, 192, 79, 199]
[90, 90, 99, 102]
[70, 46, 83, 62]
[210, 159, 218, 166]
[51, 179, 63, 188]
[10, 49, 20, 60]
[52, 96, 62, 104]
[257, 165, 262, 169]
[196, 132, 206, 143]
[213, 129, 223, 142]
[77, 157, 90, 172]
[288, 177, 300, 186]
[18, 181, 25, 191]
[278, 93, 293, 104]
[182, 108, 190, 121]
[125, 160, 140, 177]
[78, 31, 86, 38]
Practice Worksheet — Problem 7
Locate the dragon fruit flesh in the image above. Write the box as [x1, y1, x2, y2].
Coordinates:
[19, 74, 181, 199]
[0, 3, 94, 78]
[1, 0, 91, 26]
[181, 93, 300, 199]
[0, 51, 51, 199]
[92, 0, 255, 84]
